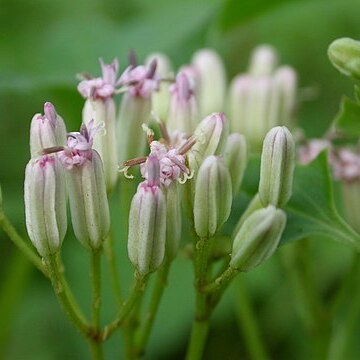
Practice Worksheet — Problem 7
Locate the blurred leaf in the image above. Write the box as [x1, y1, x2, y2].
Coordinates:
[218, 0, 300, 32]
[334, 95, 360, 137]
[241, 152, 360, 250]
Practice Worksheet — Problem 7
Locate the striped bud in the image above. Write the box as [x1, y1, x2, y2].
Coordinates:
[165, 183, 182, 260]
[66, 150, 110, 250]
[230, 206, 286, 271]
[128, 156, 166, 275]
[146, 53, 173, 121]
[24, 155, 67, 257]
[82, 98, 118, 192]
[192, 49, 226, 116]
[328, 37, 360, 80]
[194, 156, 232, 238]
[259, 126, 295, 208]
[224, 133, 247, 196]
[30, 102, 67, 157]
[167, 71, 198, 133]
[117, 93, 151, 164]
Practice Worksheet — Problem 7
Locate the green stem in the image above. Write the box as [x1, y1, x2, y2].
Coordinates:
[202, 267, 238, 293]
[45, 253, 90, 336]
[135, 262, 170, 358]
[104, 233, 122, 305]
[0, 212, 46, 276]
[91, 250, 102, 329]
[103, 276, 147, 341]
[234, 277, 269, 360]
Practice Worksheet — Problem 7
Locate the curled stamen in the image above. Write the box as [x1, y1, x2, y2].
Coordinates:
[119, 166, 135, 179]
[178, 169, 194, 184]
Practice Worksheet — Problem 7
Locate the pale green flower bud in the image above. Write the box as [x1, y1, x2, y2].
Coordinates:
[83, 98, 118, 192]
[24, 155, 67, 257]
[268, 66, 297, 128]
[188, 112, 229, 171]
[146, 53, 173, 121]
[192, 49, 227, 116]
[165, 183, 182, 260]
[66, 151, 110, 250]
[117, 93, 151, 164]
[248, 45, 278, 76]
[224, 133, 247, 196]
[194, 156, 232, 238]
[128, 156, 166, 275]
[30, 102, 67, 157]
[230, 206, 286, 271]
[328, 37, 360, 80]
[259, 126, 295, 208]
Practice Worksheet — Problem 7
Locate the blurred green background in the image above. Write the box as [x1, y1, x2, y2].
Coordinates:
[1, 0, 360, 359]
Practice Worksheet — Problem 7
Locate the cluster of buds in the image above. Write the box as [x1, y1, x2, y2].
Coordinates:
[25, 103, 110, 256]
[228, 45, 297, 151]
[25, 46, 298, 277]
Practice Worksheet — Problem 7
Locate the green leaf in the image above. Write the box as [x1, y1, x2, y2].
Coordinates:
[334, 95, 360, 137]
[282, 151, 360, 250]
[217, 0, 300, 32]
[241, 152, 360, 251]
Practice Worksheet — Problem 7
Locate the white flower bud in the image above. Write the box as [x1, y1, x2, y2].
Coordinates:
[224, 133, 247, 196]
[165, 183, 182, 260]
[192, 49, 227, 116]
[66, 151, 110, 250]
[117, 93, 151, 164]
[82, 98, 118, 192]
[167, 71, 199, 133]
[188, 112, 229, 170]
[259, 126, 295, 208]
[230, 206, 286, 271]
[194, 156, 232, 238]
[24, 155, 67, 257]
[146, 53, 173, 121]
[128, 156, 166, 275]
[328, 37, 360, 80]
[30, 102, 67, 157]
[248, 45, 278, 76]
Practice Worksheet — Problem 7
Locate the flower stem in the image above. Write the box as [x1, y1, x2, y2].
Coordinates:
[234, 277, 269, 360]
[135, 262, 170, 357]
[90, 249, 102, 335]
[104, 233, 122, 305]
[45, 253, 90, 336]
[102, 275, 147, 341]
[0, 211, 47, 276]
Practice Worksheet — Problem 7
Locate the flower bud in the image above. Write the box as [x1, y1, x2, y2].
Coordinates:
[30, 102, 67, 157]
[167, 71, 199, 133]
[328, 37, 360, 80]
[194, 156, 232, 238]
[82, 98, 118, 192]
[146, 53, 173, 121]
[24, 155, 67, 257]
[248, 45, 278, 76]
[230, 206, 286, 271]
[165, 183, 182, 260]
[117, 94, 152, 164]
[224, 133, 247, 196]
[269, 66, 297, 128]
[188, 112, 229, 170]
[259, 126, 295, 208]
[128, 156, 166, 275]
[191, 49, 226, 116]
[65, 150, 110, 250]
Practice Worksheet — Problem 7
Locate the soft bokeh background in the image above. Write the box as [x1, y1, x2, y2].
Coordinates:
[1, 0, 360, 359]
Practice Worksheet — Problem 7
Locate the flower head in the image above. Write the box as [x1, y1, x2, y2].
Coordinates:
[78, 59, 120, 99]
